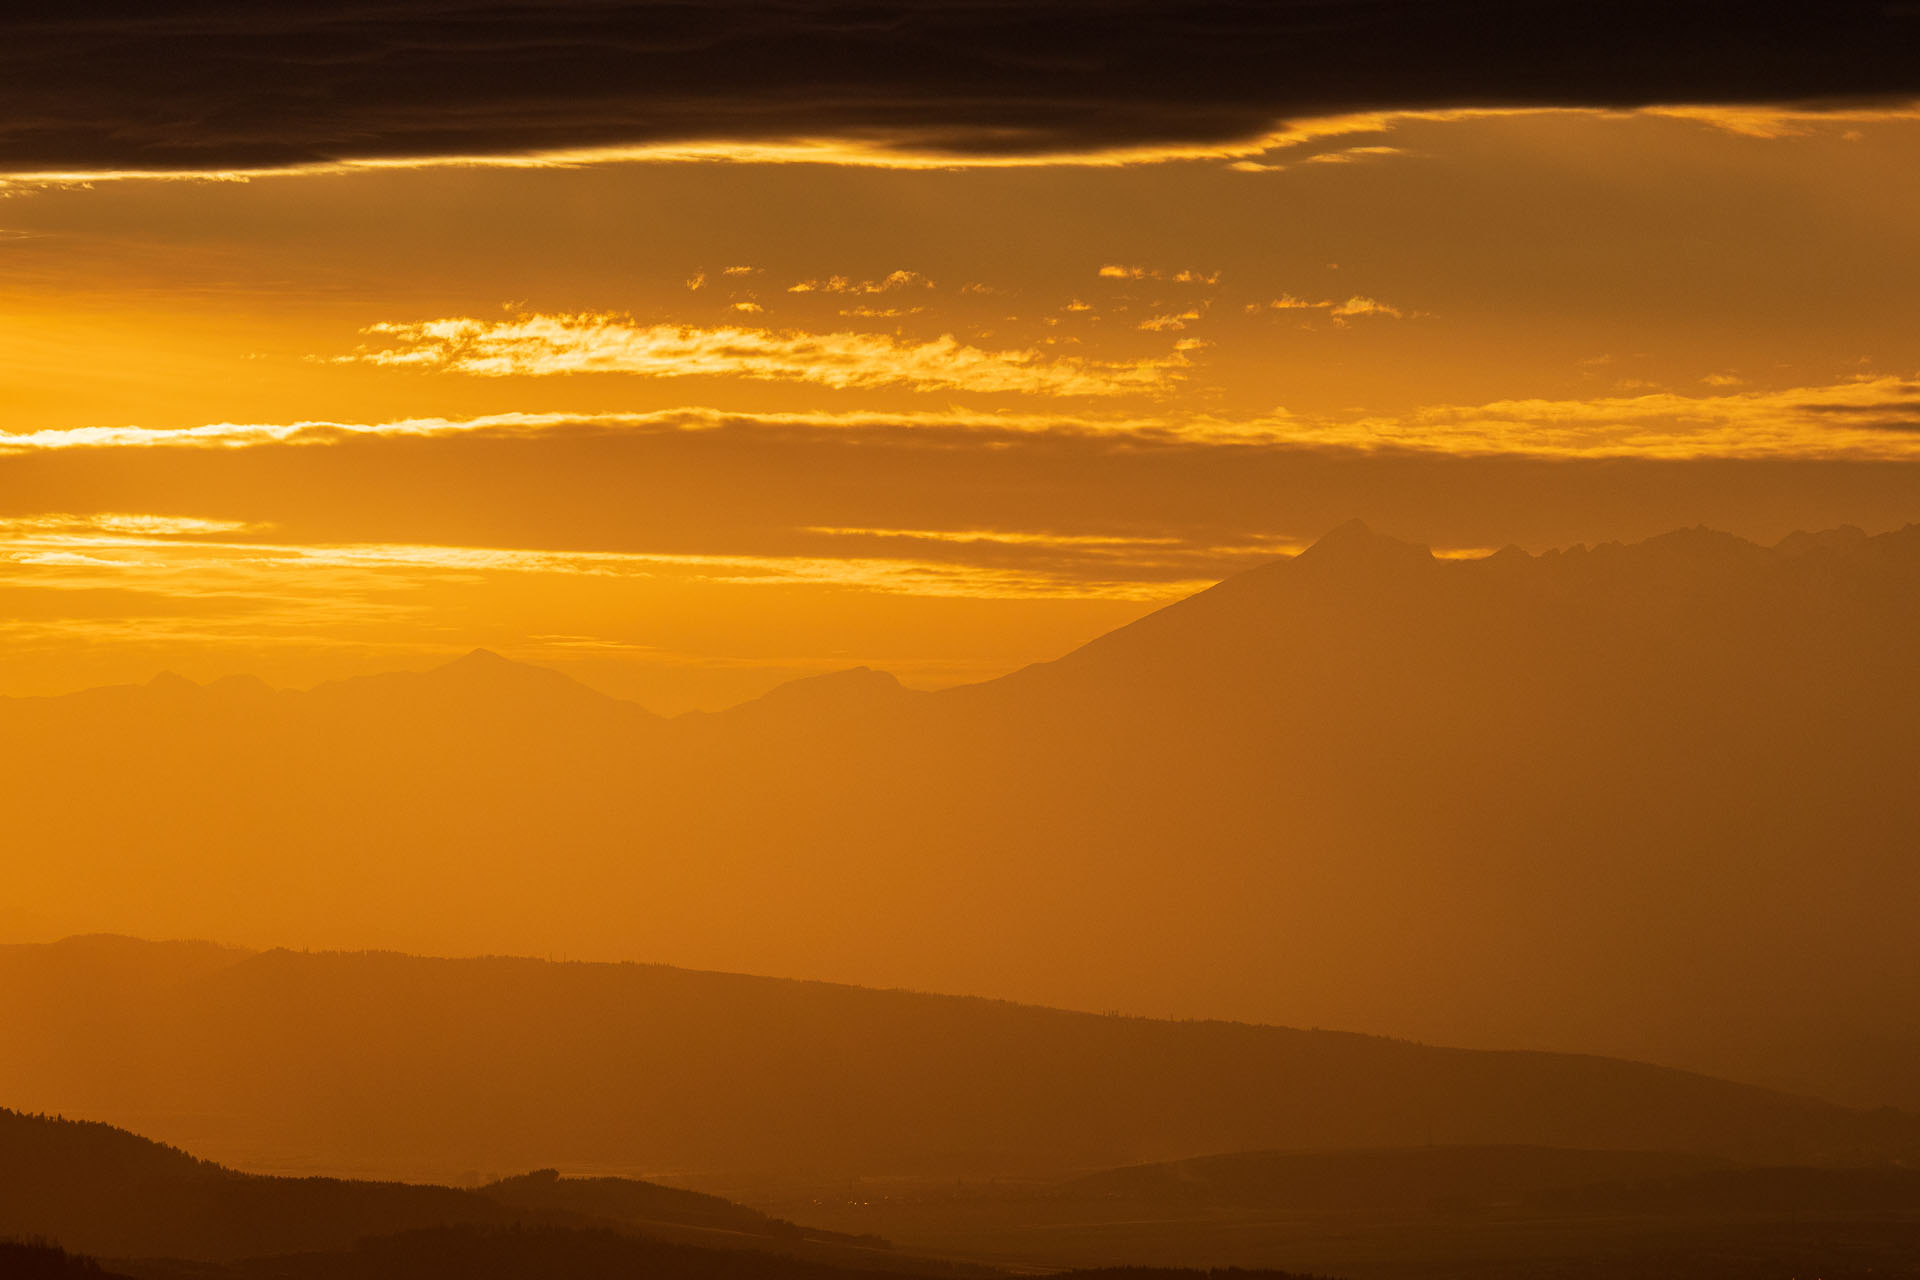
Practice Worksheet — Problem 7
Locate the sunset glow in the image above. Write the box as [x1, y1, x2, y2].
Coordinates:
[7, 99, 1920, 702]
[6, 7, 1920, 1278]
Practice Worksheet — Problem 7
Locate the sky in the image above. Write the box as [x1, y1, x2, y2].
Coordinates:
[4, 5, 1920, 711]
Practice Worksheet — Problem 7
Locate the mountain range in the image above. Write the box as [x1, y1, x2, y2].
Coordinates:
[5, 522, 1919, 1112]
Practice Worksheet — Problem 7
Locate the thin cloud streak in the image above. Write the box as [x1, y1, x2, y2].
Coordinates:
[1305, 377, 1920, 460]
[0, 518, 1205, 602]
[330, 314, 1192, 397]
[6, 376, 1920, 461]
[4, 104, 1916, 188]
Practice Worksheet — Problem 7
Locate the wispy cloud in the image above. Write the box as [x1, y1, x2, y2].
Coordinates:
[328, 313, 1189, 397]
[1137, 310, 1203, 332]
[0, 115, 1416, 189]
[1243, 294, 1322, 312]
[1245, 294, 1408, 321]
[1265, 375, 1920, 459]
[1097, 265, 1220, 284]
[1329, 296, 1405, 322]
[837, 305, 927, 319]
[5, 375, 1920, 462]
[0, 407, 1106, 455]
[0, 515, 1207, 603]
[0, 513, 260, 538]
[1304, 144, 1408, 165]
[1238, 142, 1412, 172]
[787, 270, 932, 294]
[1641, 104, 1920, 138]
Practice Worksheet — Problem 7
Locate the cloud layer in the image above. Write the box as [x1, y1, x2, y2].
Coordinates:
[2, 2, 1915, 174]
[7, 376, 1920, 461]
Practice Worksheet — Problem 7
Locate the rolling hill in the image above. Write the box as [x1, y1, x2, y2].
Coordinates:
[0, 1109, 1332, 1280]
[0, 938, 1912, 1183]
[0, 1106, 874, 1264]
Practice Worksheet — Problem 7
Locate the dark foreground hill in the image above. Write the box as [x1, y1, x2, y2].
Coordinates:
[0, 1109, 877, 1265]
[0, 1112, 1326, 1280]
[0, 1241, 131, 1280]
[99, 1228, 1335, 1280]
[771, 1146, 1920, 1280]
[1, 939, 1914, 1183]
[5, 523, 1920, 1107]
[9, 1103, 1920, 1280]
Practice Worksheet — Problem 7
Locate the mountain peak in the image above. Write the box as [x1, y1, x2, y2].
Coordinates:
[425, 648, 569, 685]
[1296, 519, 1433, 566]
[445, 647, 511, 669]
[711, 665, 916, 723]
[1775, 524, 1870, 558]
[761, 665, 905, 703]
[204, 672, 274, 699]
[1632, 525, 1766, 565]
[301, 646, 655, 718]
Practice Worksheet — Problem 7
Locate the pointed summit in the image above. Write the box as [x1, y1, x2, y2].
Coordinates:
[306, 646, 656, 720]
[423, 647, 583, 690]
[1315, 517, 1377, 543]
[144, 670, 199, 695]
[1296, 519, 1433, 567]
[442, 647, 512, 670]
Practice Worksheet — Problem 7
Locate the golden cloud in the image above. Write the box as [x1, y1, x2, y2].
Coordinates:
[787, 271, 933, 294]
[1, 104, 1915, 191]
[1098, 265, 1221, 284]
[1244, 294, 1407, 320]
[1251, 375, 1920, 459]
[329, 314, 1190, 397]
[0, 515, 1206, 603]
[4, 374, 1919, 462]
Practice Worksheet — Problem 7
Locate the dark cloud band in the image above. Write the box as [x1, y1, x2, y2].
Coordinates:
[3, 1, 1917, 172]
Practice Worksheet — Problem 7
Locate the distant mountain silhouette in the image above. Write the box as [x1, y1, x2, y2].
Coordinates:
[1057, 1145, 1727, 1214]
[0, 940, 1913, 1183]
[5, 524, 1920, 1112]
[698, 667, 924, 728]
[306, 647, 654, 726]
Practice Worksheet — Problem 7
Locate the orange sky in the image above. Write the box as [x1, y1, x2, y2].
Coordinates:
[4, 106, 1919, 710]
